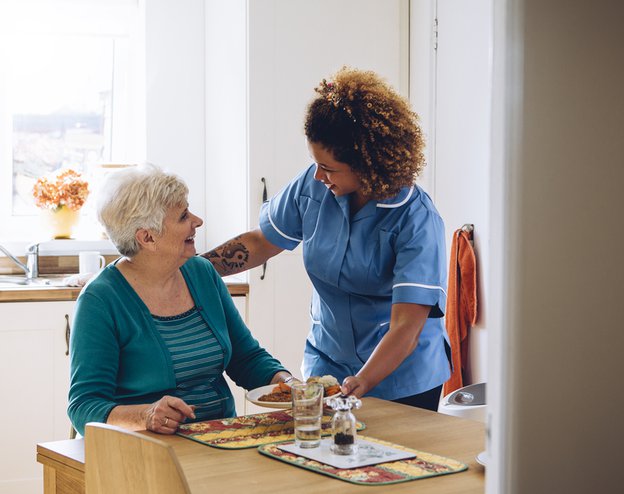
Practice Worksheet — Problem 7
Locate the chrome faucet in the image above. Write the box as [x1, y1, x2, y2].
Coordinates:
[0, 243, 39, 279]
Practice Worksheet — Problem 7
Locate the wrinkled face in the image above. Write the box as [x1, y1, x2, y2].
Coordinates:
[308, 141, 361, 197]
[157, 202, 203, 261]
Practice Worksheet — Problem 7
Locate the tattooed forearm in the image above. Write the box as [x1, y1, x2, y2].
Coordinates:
[220, 241, 250, 270]
[203, 236, 250, 276]
[203, 229, 282, 277]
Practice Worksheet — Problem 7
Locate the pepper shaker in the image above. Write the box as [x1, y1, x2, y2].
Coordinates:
[327, 394, 362, 455]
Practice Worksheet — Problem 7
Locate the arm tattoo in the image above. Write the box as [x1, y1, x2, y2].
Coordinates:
[221, 241, 250, 269]
[203, 236, 250, 274]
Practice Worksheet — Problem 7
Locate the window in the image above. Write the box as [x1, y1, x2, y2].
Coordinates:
[0, 0, 144, 241]
[9, 35, 115, 215]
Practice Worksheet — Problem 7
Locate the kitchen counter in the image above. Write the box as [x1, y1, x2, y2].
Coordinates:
[1, 251, 249, 302]
[0, 282, 249, 302]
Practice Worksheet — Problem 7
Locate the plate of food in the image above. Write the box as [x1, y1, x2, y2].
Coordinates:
[245, 383, 293, 409]
[245, 376, 343, 409]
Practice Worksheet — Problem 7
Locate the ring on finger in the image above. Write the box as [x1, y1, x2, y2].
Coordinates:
[164, 417, 169, 426]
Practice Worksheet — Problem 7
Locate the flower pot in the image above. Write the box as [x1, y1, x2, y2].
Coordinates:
[42, 206, 80, 239]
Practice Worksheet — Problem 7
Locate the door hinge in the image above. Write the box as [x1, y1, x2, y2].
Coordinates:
[434, 17, 439, 51]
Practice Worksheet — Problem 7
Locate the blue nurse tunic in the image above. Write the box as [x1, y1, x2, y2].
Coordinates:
[259, 165, 451, 400]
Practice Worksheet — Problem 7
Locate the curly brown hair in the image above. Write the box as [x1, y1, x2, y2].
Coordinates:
[304, 67, 425, 200]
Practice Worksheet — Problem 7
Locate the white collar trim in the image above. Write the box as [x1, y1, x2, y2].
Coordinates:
[376, 186, 414, 209]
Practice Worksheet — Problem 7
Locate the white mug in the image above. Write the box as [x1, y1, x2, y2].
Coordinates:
[79, 251, 106, 275]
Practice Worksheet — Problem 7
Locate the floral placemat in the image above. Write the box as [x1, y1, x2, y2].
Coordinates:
[258, 435, 467, 485]
[176, 409, 365, 449]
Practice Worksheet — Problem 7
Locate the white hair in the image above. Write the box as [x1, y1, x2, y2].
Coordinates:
[96, 164, 189, 257]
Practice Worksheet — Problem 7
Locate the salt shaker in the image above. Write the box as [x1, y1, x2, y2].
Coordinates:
[327, 394, 362, 455]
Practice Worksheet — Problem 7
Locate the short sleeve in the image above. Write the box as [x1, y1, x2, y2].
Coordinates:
[259, 167, 312, 251]
[391, 210, 448, 317]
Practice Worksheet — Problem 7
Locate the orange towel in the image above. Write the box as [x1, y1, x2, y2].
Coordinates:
[443, 229, 478, 397]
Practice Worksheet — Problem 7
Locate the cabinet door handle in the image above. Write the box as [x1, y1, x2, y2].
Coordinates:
[260, 177, 268, 280]
[261, 177, 268, 203]
[65, 314, 71, 356]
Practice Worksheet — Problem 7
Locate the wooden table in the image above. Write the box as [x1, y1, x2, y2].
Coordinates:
[37, 398, 485, 493]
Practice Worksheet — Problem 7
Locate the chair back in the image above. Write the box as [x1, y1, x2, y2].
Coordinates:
[85, 422, 191, 494]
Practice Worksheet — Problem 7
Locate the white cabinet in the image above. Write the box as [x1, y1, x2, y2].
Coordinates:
[0, 301, 75, 494]
[226, 294, 250, 415]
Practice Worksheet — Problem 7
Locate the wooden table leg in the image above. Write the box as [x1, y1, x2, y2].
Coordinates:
[38, 454, 85, 494]
[42, 464, 57, 494]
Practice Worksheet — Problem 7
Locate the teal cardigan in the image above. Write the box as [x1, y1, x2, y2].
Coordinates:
[68, 256, 286, 435]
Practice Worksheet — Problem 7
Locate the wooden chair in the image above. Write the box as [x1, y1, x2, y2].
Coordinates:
[85, 422, 191, 494]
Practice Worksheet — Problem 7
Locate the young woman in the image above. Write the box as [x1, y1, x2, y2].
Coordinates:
[204, 68, 450, 411]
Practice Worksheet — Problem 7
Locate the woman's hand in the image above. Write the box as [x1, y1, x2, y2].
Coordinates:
[143, 395, 196, 434]
[341, 375, 371, 398]
[342, 303, 432, 398]
[270, 371, 299, 385]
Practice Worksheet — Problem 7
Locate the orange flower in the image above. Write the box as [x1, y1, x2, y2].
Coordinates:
[32, 168, 90, 211]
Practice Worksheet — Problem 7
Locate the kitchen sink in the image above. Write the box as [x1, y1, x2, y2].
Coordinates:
[0, 275, 68, 288]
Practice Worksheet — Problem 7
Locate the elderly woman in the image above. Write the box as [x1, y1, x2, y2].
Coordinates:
[68, 164, 293, 436]
[204, 67, 450, 411]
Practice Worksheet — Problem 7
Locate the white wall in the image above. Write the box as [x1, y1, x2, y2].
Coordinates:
[490, 0, 624, 492]
[410, 0, 493, 386]
[144, 0, 207, 252]
[434, 0, 492, 386]
[409, 0, 436, 188]
[204, 0, 247, 249]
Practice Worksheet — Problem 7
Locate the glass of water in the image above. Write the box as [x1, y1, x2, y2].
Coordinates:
[291, 382, 324, 448]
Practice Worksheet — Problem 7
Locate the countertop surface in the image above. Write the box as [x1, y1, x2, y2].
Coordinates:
[1, 251, 249, 302]
[0, 281, 248, 302]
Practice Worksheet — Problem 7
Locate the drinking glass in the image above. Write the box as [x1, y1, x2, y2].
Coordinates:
[291, 382, 324, 448]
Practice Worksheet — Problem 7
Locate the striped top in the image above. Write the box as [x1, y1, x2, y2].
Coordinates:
[153, 307, 225, 421]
